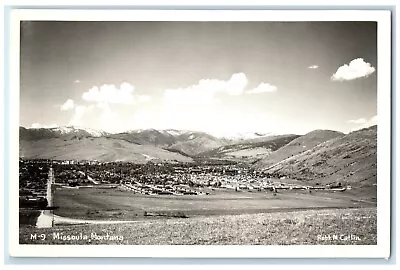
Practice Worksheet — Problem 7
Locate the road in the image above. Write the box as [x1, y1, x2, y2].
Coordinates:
[47, 214, 142, 226]
[36, 167, 140, 227]
[36, 167, 55, 228]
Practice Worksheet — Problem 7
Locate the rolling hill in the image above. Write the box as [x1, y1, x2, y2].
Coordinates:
[19, 126, 108, 141]
[19, 126, 231, 162]
[21, 127, 230, 157]
[108, 129, 177, 147]
[260, 125, 377, 186]
[198, 134, 300, 161]
[255, 130, 344, 168]
[167, 132, 232, 156]
[109, 129, 231, 156]
[19, 137, 193, 163]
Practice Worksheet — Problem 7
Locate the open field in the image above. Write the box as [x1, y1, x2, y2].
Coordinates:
[52, 185, 376, 221]
[19, 207, 377, 245]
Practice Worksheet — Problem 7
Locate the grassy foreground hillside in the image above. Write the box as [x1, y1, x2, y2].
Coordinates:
[20, 207, 376, 245]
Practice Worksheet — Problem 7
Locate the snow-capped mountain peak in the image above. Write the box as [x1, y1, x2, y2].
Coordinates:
[77, 127, 109, 137]
[25, 125, 275, 140]
[30, 125, 109, 137]
[162, 129, 191, 136]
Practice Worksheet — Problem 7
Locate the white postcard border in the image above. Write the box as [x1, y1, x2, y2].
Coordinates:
[7, 9, 392, 258]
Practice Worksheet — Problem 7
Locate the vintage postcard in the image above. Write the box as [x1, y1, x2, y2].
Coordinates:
[8, 9, 391, 258]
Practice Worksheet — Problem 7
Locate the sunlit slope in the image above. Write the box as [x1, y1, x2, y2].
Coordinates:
[20, 137, 193, 163]
[198, 135, 300, 161]
[255, 130, 344, 168]
[168, 133, 232, 156]
[110, 130, 231, 156]
[261, 126, 377, 186]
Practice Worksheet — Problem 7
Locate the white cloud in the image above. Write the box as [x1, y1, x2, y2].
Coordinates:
[156, 73, 282, 134]
[83, 83, 134, 104]
[226, 73, 248, 96]
[82, 82, 151, 105]
[163, 73, 248, 107]
[68, 105, 89, 126]
[60, 99, 75, 111]
[99, 103, 118, 122]
[331, 58, 376, 81]
[64, 102, 122, 132]
[246, 83, 277, 94]
[57, 81, 151, 132]
[349, 115, 377, 132]
[308, 65, 319, 69]
[131, 110, 157, 130]
[348, 118, 367, 125]
[60, 75, 282, 133]
[29, 123, 58, 129]
[164, 83, 217, 107]
[74, 79, 81, 83]
[136, 95, 152, 103]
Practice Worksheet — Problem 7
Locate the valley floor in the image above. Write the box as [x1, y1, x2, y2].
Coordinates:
[49, 186, 376, 221]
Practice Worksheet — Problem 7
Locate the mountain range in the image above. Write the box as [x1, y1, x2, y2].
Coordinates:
[19, 126, 273, 157]
[19, 125, 377, 186]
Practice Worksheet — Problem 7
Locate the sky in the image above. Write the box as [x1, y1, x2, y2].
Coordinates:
[20, 21, 377, 136]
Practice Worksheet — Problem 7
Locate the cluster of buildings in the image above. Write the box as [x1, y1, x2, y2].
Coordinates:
[121, 182, 205, 196]
[119, 165, 349, 195]
[19, 159, 349, 200]
[54, 168, 117, 186]
[19, 159, 49, 208]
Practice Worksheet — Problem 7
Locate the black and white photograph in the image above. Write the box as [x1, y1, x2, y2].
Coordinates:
[8, 9, 391, 258]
